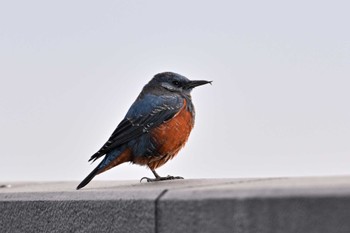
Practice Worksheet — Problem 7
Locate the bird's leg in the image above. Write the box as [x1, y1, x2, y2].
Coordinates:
[151, 169, 161, 179]
[140, 169, 184, 183]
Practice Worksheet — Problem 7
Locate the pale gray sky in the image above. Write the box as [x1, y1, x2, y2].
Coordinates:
[1, 0, 349, 182]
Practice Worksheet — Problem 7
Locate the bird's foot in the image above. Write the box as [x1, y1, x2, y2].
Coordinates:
[140, 175, 184, 183]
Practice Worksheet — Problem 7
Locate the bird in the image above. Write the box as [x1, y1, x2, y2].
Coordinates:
[77, 72, 211, 189]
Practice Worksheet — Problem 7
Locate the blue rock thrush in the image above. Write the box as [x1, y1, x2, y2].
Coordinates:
[77, 72, 211, 189]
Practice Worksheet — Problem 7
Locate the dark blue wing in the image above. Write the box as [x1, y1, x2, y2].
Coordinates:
[89, 94, 183, 162]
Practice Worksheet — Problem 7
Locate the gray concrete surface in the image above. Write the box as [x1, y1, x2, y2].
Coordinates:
[1, 176, 350, 233]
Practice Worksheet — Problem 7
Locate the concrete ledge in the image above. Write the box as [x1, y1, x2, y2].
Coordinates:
[1, 176, 350, 233]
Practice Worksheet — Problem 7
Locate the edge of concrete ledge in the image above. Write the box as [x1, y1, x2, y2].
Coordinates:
[1, 176, 350, 233]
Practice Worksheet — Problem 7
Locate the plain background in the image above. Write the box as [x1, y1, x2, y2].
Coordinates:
[1, 0, 349, 182]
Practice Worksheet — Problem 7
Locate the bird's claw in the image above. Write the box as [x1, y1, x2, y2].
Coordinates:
[140, 175, 184, 183]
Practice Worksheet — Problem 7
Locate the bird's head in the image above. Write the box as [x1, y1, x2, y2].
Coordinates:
[148, 72, 212, 95]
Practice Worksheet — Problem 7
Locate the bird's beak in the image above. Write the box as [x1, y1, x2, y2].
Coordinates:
[185, 80, 212, 89]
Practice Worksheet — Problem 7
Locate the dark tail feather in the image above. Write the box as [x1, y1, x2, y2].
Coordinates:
[76, 163, 101, 190]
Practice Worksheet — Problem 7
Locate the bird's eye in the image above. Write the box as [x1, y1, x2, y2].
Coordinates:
[172, 81, 180, 86]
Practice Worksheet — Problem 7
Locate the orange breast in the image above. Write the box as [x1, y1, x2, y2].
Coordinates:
[148, 99, 194, 169]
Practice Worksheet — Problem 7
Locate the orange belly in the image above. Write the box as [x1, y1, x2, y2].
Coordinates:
[147, 99, 194, 169]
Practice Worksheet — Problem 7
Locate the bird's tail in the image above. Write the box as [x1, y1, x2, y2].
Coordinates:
[76, 162, 102, 190]
[77, 147, 132, 190]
